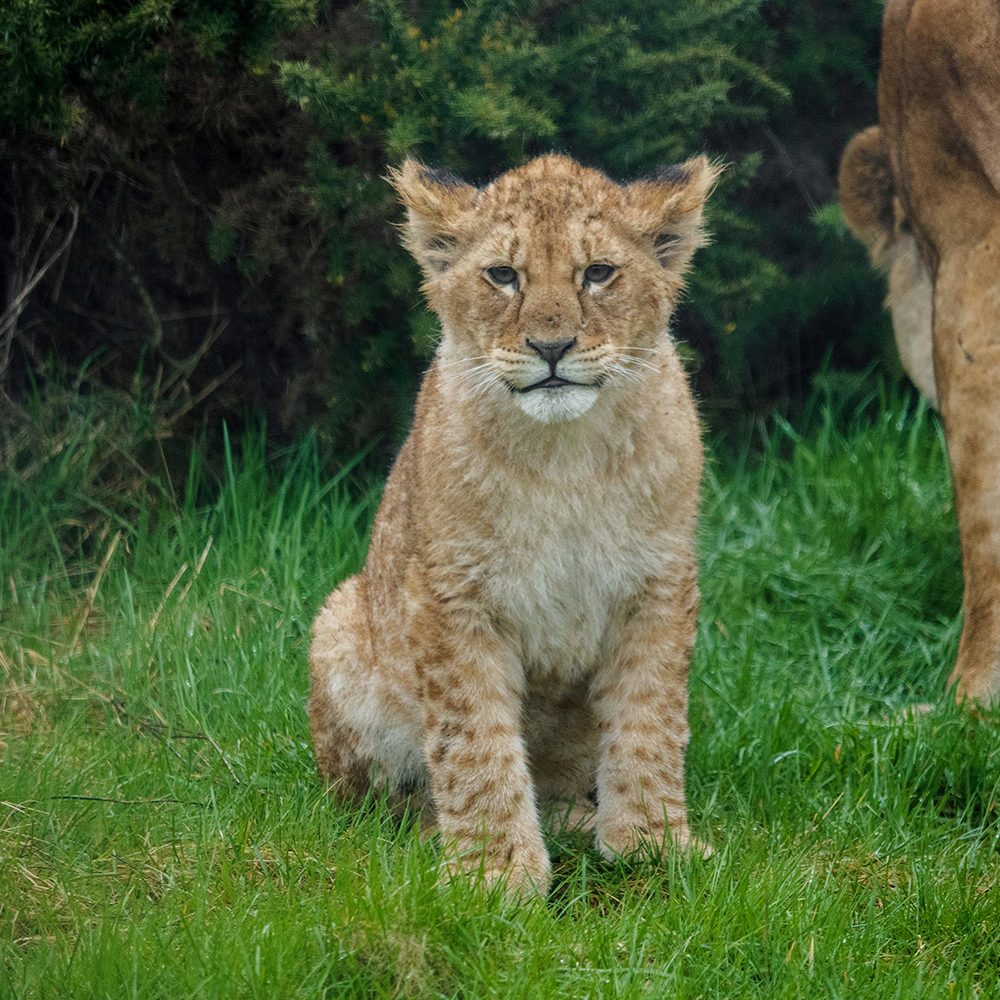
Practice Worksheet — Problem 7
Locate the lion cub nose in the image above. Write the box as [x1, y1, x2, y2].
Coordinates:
[526, 337, 577, 368]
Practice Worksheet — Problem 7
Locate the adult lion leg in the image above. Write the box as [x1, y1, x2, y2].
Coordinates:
[933, 238, 1000, 704]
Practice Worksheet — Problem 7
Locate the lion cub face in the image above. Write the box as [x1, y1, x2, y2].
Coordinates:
[392, 155, 719, 423]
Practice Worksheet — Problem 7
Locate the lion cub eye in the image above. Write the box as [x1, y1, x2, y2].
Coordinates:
[485, 265, 519, 288]
[583, 263, 616, 285]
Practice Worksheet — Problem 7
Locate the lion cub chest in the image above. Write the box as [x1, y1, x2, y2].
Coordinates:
[481, 470, 667, 678]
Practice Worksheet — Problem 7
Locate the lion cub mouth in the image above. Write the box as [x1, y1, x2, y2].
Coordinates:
[516, 375, 591, 392]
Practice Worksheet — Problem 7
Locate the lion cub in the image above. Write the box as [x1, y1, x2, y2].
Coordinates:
[310, 154, 718, 895]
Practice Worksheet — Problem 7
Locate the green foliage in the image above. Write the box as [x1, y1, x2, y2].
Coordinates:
[712, 0, 891, 403]
[0, 0, 316, 132]
[284, 0, 782, 167]
[1, 0, 895, 453]
[279, 0, 790, 432]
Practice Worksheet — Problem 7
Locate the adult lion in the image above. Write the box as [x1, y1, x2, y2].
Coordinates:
[839, 0, 1000, 704]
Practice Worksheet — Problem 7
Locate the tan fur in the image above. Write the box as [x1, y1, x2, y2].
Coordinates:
[839, 0, 1000, 703]
[309, 154, 719, 895]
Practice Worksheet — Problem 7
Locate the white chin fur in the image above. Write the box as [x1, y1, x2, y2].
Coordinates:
[514, 385, 600, 423]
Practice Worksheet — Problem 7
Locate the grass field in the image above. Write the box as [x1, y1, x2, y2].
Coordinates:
[3, 379, 1000, 998]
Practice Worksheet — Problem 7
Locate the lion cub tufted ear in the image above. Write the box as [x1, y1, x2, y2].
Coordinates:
[838, 126, 896, 268]
[388, 160, 478, 276]
[624, 156, 723, 274]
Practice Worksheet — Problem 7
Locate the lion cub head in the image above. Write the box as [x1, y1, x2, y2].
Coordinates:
[391, 154, 719, 423]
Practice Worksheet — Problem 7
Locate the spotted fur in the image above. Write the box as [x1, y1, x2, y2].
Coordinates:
[309, 154, 719, 895]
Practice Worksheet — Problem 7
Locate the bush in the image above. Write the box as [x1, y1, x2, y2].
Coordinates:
[0, 0, 893, 461]
[278, 0, 788, 443]
[719, 0, 892, 405]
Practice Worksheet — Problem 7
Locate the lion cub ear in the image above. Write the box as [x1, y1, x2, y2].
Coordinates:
[838, 126, 896, 267]
[624, 156, 723, 273]
[388, 160, 478, 276]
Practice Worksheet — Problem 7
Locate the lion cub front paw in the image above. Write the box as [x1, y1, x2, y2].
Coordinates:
[597, 821, 712, 862]
[444, 843, 552, 899]
[481, 855, 552, 899]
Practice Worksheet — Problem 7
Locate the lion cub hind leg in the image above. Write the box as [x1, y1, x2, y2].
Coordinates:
[309, 578, 425, 804]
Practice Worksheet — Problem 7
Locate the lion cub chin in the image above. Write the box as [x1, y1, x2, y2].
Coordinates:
[309, 153, 719, 897]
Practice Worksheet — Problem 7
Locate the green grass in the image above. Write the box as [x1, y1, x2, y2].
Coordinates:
[3, 380, 1000, 998]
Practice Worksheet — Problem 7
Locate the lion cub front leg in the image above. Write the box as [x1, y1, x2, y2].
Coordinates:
[592, 573, 704, 861]
[417, 609, 550, 896]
